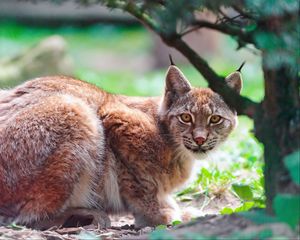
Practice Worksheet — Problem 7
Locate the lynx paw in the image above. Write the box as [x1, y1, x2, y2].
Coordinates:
[159, 208, 182, 224]
[181, 207, 202, 222]
[134, 208, 181, 228]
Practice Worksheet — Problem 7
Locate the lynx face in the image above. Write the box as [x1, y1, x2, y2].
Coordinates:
[159, 65, 242, 159]
[167, 89, 238, 158]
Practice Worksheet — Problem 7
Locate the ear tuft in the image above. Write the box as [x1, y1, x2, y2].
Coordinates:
[169, 54, 175, 66]
[236, 61, 246, 72]
[225, 64, 244, 93]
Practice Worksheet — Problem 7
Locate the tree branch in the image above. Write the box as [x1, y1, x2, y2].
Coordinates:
[163, 37, 258, 118]
[217, 9, 245, 25]
[182, 20, 254, 44]
[232, 5, 256, 20]
[107, 1, 259, 118]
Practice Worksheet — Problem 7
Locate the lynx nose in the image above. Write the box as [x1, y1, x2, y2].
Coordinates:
[194, 136, 206, 145]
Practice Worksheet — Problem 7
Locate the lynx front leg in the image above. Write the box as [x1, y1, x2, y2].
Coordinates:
[122, 185, 181, 228]
[135, 196, 182, 228]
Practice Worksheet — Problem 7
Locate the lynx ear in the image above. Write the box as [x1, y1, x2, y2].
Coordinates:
[165, 65, 191, 97]
[225, 62, 244, 93]
[160, 65, 191, 112]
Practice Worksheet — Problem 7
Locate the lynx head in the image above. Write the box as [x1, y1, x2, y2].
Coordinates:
[159, 64, 242, 159]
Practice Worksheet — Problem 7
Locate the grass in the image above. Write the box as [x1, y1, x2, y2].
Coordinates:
[0, 21, 151, 56]
[0, 21, 265, 215]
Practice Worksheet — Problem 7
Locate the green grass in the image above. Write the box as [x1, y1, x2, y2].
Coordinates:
[0, 21, 151, 61]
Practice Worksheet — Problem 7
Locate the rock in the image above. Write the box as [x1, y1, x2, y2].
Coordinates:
[0, 35, 73, 88]
[128, 214, 297, 239]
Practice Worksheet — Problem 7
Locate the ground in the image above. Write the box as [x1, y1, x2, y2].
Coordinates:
[0, 213, 296, 240]
[0, 197, 243, 239]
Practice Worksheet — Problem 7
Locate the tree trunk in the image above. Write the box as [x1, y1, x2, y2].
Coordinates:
[254, 59, 300, 213]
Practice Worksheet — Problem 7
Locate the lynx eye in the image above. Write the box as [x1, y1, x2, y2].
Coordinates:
[180, 113, 192, 123]
[210, 115, 222, 124]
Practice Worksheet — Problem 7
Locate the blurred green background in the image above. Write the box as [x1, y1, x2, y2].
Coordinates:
[0, 21, 264, 100]
[0, 11, 264, 214]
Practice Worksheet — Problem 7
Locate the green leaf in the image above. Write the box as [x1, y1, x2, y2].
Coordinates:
[260, 176, 265, 187]
[172, 220, 182, 226]
[178, 196, 194, 202]
[273, 194, 300, 228]
[221, 202, 255, 215]
[176, 186, 195, 197]
[235, 201, 255, 212]
[244, 23, 257, 32]
[220, 207, 233, 215]
[284, 150, 300, 185]
[156, 224, 167, 230]
[8, 222, 24, 230]
[232, 184, 253, 201]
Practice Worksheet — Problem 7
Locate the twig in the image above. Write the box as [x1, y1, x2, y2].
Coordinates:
[232, 5, 256, 20]
[218, 9, 244, 25]
[181, 20, 254, 44]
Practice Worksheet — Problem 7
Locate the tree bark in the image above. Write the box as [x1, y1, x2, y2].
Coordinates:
[255, 59, 300, 213]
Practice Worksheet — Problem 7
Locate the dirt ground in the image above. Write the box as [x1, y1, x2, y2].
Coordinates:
[0, 213, 297, 240]
[0, 194, 296, 240]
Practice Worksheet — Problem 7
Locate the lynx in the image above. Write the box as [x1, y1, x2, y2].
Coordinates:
[0, 63, 242, 228]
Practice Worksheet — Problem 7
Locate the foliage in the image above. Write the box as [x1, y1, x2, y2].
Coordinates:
[155, 224, 168, 230]
[232, 184, 253, 201]
[273, 194, 300, 229]
[171, 220, 182, 226]
[270, 149, 300, 229]
[284, 150, 300, 185]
